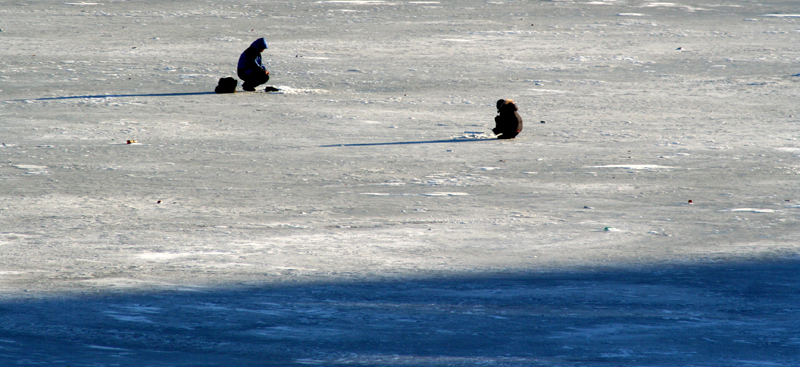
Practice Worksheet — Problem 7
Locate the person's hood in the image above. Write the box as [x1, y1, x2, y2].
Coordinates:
[501, 100, 518, 112]
[496, 99, 506, 111]
[250, 38, 268, 50]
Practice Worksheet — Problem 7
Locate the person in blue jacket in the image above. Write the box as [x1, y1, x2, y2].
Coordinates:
[237, 38, 270, 91]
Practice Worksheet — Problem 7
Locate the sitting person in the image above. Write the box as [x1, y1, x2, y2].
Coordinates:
[237, 38, 270, 91]
[492, 99, 524, 139]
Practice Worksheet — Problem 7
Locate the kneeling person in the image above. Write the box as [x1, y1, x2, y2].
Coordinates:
[238, 38, 270, 91]
[493, 99, 523, 139]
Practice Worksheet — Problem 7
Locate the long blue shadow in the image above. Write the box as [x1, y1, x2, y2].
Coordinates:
[1, 259, 798, 366]
[9, 91, 217, 102]
[321, 138, 495, 147]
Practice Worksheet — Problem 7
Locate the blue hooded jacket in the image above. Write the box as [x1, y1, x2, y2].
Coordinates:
[237, 38, 268, 77]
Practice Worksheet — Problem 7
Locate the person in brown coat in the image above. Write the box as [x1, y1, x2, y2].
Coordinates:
[492, 99, 523, 139]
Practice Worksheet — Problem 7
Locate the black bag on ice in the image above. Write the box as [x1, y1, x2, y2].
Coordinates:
[215, 77, 238, 93]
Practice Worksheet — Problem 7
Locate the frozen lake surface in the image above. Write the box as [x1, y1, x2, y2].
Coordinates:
[1, 0, 799, 365]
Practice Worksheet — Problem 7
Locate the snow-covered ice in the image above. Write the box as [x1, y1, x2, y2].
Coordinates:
[1, 0, 799, 365]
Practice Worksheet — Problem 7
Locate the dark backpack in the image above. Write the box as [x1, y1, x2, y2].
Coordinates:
[214, 77, 238, 93]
